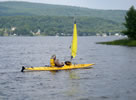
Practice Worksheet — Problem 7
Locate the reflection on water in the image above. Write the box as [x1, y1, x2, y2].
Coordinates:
[69, 71, 80, 80]
[0, 36, 136, 100]
[66, 71, 80, 99]
[50, 70, 60, 75]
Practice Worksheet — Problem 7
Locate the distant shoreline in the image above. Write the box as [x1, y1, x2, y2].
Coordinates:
[96, 38, 136, 46]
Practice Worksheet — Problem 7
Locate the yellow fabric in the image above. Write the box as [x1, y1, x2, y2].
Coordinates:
[25, 64, 95, 71]
[50, 59, 55, 66]
[71, 23, 77, 58]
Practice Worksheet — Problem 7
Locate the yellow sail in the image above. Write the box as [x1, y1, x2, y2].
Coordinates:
[71, 20, 77, 59]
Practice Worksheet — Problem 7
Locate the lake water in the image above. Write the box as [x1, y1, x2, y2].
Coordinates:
[0, 36, 136, 100]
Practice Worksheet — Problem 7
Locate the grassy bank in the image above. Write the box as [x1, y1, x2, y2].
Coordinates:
[97, 38, 136, 46]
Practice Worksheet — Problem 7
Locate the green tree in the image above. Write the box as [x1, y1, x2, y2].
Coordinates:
[122, 6, 136, 39]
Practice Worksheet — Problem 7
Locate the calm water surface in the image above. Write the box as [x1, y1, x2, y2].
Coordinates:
[0, 36, 136, 100]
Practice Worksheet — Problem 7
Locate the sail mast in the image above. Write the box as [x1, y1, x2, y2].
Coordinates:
[71, 19, 78, 59]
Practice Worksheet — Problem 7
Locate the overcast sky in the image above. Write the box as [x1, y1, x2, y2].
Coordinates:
[0, 0, 136, 10]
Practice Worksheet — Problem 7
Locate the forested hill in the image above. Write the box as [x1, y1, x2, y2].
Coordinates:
[0, 16, 124, 36]
[0, 1, 126, 36]
[0, 1, 126, 22]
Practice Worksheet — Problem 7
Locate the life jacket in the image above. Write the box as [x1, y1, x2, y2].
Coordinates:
[50, 59, 55, 67]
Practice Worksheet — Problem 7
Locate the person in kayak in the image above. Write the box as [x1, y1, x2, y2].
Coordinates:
[50, 55, 64, 67]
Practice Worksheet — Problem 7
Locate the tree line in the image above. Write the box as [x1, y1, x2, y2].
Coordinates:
[0, 16, 124, 36]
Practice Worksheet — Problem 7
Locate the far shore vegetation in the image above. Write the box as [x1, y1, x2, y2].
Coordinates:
[97, 38, 136, 46]
[0, 2, 125, 36]
[98, 6, 136, 46]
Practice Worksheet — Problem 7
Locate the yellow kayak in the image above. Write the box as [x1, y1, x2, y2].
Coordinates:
[21, 63, 95, 72]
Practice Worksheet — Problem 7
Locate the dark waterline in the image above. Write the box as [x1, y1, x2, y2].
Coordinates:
[0, 36, 136, 100]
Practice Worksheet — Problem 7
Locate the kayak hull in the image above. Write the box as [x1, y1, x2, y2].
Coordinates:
[21, 64, 95, 72]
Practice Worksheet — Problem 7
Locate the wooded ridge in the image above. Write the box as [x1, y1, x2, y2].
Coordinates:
[0, 1, 126, 36]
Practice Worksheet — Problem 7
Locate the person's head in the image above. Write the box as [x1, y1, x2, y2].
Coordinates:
[51, 54, 56, 60]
